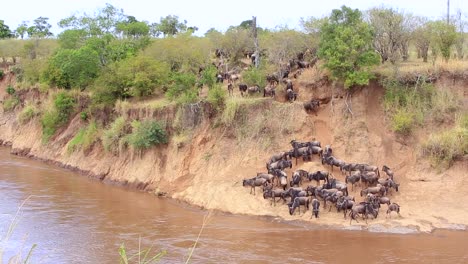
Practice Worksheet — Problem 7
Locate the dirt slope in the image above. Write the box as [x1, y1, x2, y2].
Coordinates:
[0, 69, 467, 233]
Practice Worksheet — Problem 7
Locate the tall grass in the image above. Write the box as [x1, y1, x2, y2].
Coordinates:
[0, 196, 37, 264]
[67, 121, 99, 153]
[102, 117, 128, 155]
[18, 104, 38, 124]
[119, 237, 166, 264]
[421, 114, 468, 168]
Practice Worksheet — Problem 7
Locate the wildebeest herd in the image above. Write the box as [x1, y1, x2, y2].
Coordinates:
[242, 139, 401, 224]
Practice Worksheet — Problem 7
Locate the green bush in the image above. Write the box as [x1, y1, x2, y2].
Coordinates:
[165, 72, 198, 105]
[6, 85, 15, 95]
[67, 122, 99, 153]
[2, 97, 20, 112]
[41, 92, 76, 142]
[102, 117, 128, 154]
[199, 65, 218, 88]
[0, 69, 4, 79]
[242, 66, 267, 88]
[421, 115, 468, 167]
[18, 105, 37, 124]
[126, 120, 168, 149]
[80, 112, 88, 121]
[207, 85, 226, 112]
[391, 109, 414, 135]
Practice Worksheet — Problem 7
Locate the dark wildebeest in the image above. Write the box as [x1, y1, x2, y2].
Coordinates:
[297, 60, 310, 69]
[310, 199, 320, 219]
[289, 197, 310, 215]
[239, 84, 248, 96]
[345, 173, 361, 191]
[227, 83, 233, 96]
[382, 165, 395, 181]
[386, 203, 401, 218]
[267, 160, 292, 172]
[271, 169, 288, 190]
[308, 171, 330, 186]
[286, 88, 297, 102]
[229, 74, 240, 83]
[287, 147, 312, 163]
[263, 85, 276, 98]
[267, 152, 288, 165]
[266, 74, 279, 86]
[263, 188, 287, 206]
[247, 85, 261, 95]
[323, 156, 345, 172]
[303, 99, 320, 116]
[290, 170, 307, 187]
[216, 74, 224, 83]
[349, 202, 378, 224]
[256, 173, 275, 184]
[309, 146, 323, 158]
[242, 177, 268, 195]
[286, 79, 293, 90]
[378, 178, 399, 194]
[288, 187, 307, 201]
[378, 196, 391, 206]
[360, 172, 380, 187]
[360, 185, 386, 197]
[323, 145, 332, 159]
[324, 178, 349, 196]
[340, 162, 359, 176]
[357, 164, 380, 177]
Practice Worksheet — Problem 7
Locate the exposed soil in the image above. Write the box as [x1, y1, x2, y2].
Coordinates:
[1, 68, 467, 233]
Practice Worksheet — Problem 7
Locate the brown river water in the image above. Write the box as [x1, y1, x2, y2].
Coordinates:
[1, 147, 467, 264]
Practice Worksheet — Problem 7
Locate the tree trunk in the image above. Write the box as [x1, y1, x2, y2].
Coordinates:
[252, 16, 259, 68]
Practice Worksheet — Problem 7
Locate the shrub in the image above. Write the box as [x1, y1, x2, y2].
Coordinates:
[165, 72, 198, 105]
[391, 109, 414, 135]
[80, 112, 88, 121]
[421, 115, 468, 167]
[0, 69, 3, 79]
[199, 65, 217, 88]
[6, 85, 15, 95]
[242, 66, 267, 88]
[126, 120, 168, 149]
[206, 85, 226, 112]
[41, 92, 76, 142]
[2, 97, 20, 112]
[67, 122, 99, 153]
[18, 105, 37, 124]
[102, 117, 128, 154]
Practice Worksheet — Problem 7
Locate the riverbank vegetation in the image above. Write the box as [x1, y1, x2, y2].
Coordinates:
[0, 4, 467, 169]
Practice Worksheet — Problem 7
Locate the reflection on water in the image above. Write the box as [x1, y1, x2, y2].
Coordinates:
[0, 147, 467, 263]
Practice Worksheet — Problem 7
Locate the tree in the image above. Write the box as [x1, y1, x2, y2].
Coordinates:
[413, 17, 431, 62]
[453, 9, 467, 59]
[32, 17, 53, 38]
[58, 29, 87, 49]
[153, 15, 187, 37]
[0, 20, 13, 39]
[116, 16, 150, 39]
[429, 20, 457, 62]
[15, 21, 28, 39]
[367, 7, 405, 64]
[318, 6, 380, 88]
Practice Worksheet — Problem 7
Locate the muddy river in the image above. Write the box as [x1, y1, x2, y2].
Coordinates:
[0, 147, 467, 263]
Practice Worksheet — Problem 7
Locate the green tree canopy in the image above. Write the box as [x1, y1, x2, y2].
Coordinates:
[318, 5, 380, 88]
[429, 21, 457, 62]
[0, 20, 13, 39]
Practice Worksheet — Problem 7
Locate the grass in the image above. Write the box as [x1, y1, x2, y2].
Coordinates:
[119, 238, 166, 264]
[102, 117, 128, 155]
[0, 196, 37, 264]
[2, 97, 20, 112]
[421, 114, 468, 168]
[221, 97, 266, 126]
[67, 121, 99, 153]
[18, 104, 38, 124]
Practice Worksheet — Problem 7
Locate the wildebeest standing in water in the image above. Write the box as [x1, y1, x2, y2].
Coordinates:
[310, 198, 320, 219]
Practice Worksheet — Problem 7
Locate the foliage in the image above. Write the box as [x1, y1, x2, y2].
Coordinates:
[92, 55, 170, 106]
[102, 117, 128, 154]
[428, 21, 457, 62]
[218, 27, 253, 64]
[0, 20, 13, 39]
[199, 65, 217, 89]
[318, 5, 380, 88]
[67, 122, 99, 153]
[165, 72, 198, 105]
[151, 15, 188, 37]
[119, 242, 166, 264]
[0, 69, 3, 79]
[6, 85, 15, 95]
[391, 108, 414, 135]
[18, 105, 37, 124]
[126, 120, 168, 150]
[58, 29, 87, 49]
[207, 85, 226, 112]
[41, 92, 76, 142]
[2, 97, 20, 111]
[15, 21, 28, 39]
[80, 111, 88, 121]
[413, 17, 432, 62]
[242, 65, 268, 88]
[43, 46, 101, 89]
[421, 115, 468, 168]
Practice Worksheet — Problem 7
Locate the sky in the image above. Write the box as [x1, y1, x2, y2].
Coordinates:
[2, 0, 467, 36]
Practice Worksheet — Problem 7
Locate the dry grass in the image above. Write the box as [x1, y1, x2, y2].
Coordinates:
[374, 59, 468, 80]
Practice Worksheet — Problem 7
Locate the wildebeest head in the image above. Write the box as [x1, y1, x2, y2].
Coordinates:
[242, 179, 249, 186]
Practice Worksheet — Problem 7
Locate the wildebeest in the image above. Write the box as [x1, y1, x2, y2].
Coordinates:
[297, 60, 310, 69]
[242, 177, 268, 195]
[287, 147, 312, 163]
[263, 85, 276, 98]
[360, 185, 386, 197]
[303, 99, 320, 116]
[286, 88, 297, 102]
[322, 156, 345, 172]
[340, 162, 359, 176]
[238, 84, 248, 96]
[267, 160, 292, 172]
[310, 199, 320, 219]
[324, 178, 349, 196]
[345, 173, 361, 190]
[256, 173, 275, 184]
[349, 202, 378, 224]
[336, 197, 355, 218]
[357, 164, 380, 177]
[290, 170, 307, 187]
[263, 188, 287, 206]
[308, 171, 330, 185]
[360, 172, 380, 187]
[286, 79, 293, 90]
[386, 203, 401, 218]
[247, 85, 261, 95]
[378, 178, 399, 194]
[382, 165, 395, 181]
[227, 83, 233, 96]
[271, 169, 288, 190]
[216, 74, 224, 83]
[229, 74, 240, 83]
[267, 152, 288, 165]
[289, 197, 310, 215]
